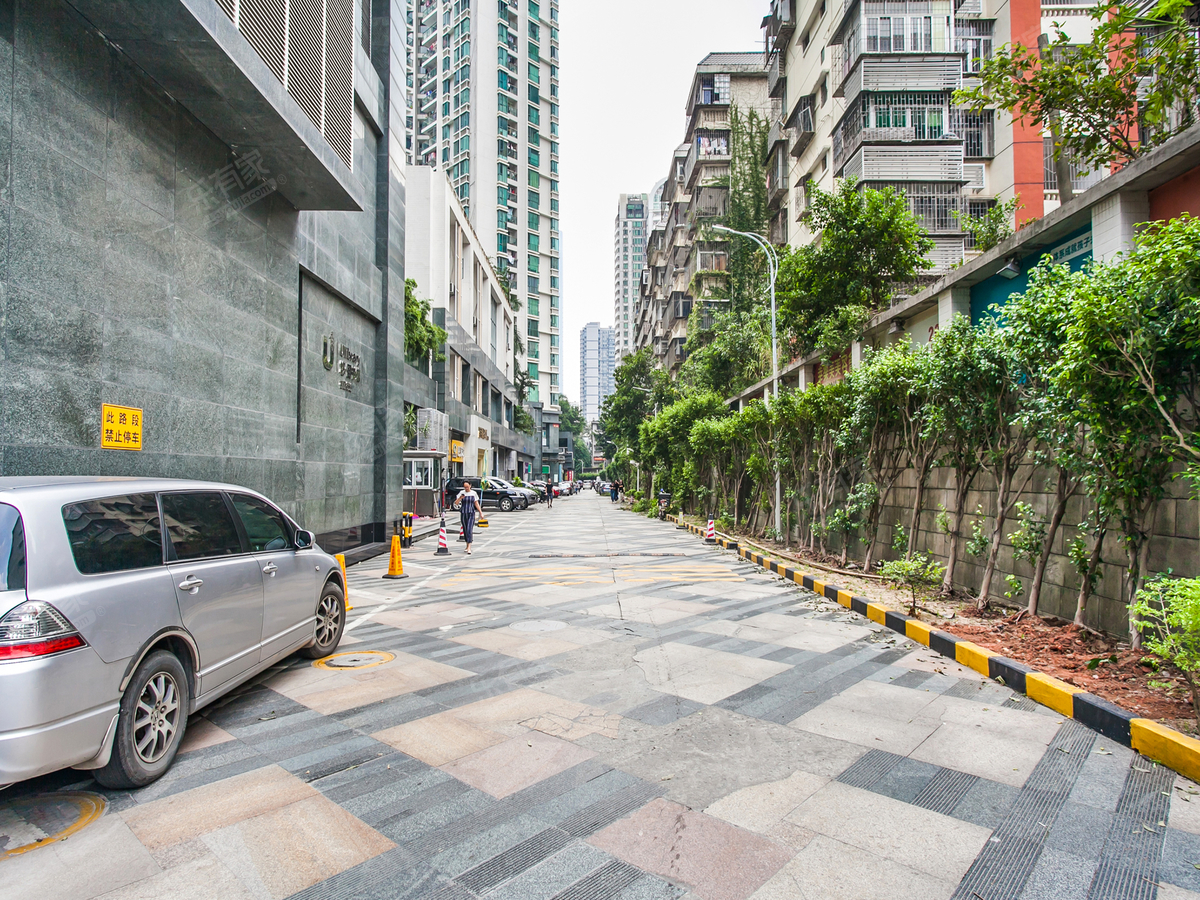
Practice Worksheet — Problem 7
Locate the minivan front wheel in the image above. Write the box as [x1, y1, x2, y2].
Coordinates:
[95, 650, 190, 789]
[300, 581, 345, 659]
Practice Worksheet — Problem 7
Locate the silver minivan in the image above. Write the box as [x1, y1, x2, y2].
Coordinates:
[0, 477, 347, 790]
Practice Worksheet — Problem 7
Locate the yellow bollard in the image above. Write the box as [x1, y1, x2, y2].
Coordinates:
[382, 534, 408, 579]
[334, 553, 353, 609]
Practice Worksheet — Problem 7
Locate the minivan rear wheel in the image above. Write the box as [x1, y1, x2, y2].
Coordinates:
[300, 581, 345, 659]
[95, 650, 190, 789]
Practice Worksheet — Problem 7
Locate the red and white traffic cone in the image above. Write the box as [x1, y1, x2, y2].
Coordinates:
[435, 517, 450, 555]
[705, 518, 716, 544]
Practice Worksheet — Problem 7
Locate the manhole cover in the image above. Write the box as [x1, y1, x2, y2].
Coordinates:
[0, 791, 106, 858]
[313, 650, 395, 670]
[510, 620, 567, 633]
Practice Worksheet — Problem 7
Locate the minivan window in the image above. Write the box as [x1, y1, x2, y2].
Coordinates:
[0, 503, 26, 590]
[230, 494, 291, 552]
[62, 494, 162, 575]
[161, 492, 243, 561]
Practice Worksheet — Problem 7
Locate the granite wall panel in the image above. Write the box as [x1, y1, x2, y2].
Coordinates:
[0, 0, 412, 549]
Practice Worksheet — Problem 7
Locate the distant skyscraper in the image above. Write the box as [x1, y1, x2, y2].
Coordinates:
[613, 193, 648, 359]
[579, 322, 616, 423]
[405, 0, 562, 409]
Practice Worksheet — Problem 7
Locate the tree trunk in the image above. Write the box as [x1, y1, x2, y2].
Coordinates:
[942, 467, 975, 592]
[907, 472, 928, 558]
[1126, 530, 1154, 650]
[1027, 471, 1072, 617]
[1073, 527, 1105, 627]
[862, 502, 882, 572]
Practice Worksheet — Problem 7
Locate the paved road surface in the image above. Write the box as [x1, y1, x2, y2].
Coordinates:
[5, 493, 1200, 899]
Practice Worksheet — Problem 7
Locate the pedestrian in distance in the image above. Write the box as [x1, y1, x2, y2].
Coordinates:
[456, 481, 483, 554]
[547, 480, 554, 508]
[610, 480, 619, 503]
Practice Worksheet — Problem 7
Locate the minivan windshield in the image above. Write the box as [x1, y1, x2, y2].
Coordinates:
[0, 503, 26, 592]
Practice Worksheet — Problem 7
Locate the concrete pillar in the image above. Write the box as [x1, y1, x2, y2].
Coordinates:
[937, 286, 972, 330]
[798, 363, 812, 391]
[1091, 190, 1149, 262]
[851, 340, 865, 369]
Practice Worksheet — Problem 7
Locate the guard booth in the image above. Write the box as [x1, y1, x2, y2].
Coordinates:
[403, 449, 446, 517]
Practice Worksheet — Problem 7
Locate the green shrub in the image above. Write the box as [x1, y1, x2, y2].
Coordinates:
[878, 530, 945, 616]
[1130, 575, 1200, 718]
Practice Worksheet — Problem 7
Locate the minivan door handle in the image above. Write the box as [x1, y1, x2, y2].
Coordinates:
[262, 563, 278, 576]
[178, 576, 203, 593]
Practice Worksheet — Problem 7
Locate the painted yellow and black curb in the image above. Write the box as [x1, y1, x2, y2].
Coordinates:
[661, 512, 1200, 783]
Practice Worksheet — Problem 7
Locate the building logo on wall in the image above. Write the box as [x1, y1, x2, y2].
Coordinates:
[323, 333, 362, 393]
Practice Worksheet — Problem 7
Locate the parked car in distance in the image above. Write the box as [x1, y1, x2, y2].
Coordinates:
[486, 477, 536, 510]
[0, 477, 346, 791]
[445, 476, 524, 512]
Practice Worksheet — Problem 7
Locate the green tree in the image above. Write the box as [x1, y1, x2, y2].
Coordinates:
[1000, 258, 1091, 617]
[1130, 575, 1200, 718]
[924, 317, 990, 594]
[557, 396, 590, 473]
[640, 392, 729, 512]
[955, 0, 1200, 174]
[954, 197, 1022, 253]
[404, 279, 448, 367]
[1057, 228, 1187, 644]
[679, 305, 772, 399]
[777, 179, 934, 358]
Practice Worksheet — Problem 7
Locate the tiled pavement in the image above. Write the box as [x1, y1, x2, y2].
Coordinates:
[6, 495, 1200, 900]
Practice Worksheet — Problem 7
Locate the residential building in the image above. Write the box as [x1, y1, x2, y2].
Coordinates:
[764, 0, 1107, 276]
[614, 193, 649, 358]
[578, 323, 616, 424]
[634, 54, 770, 376]
[405, 0, 563, 411]
[404, 167, 538, 487]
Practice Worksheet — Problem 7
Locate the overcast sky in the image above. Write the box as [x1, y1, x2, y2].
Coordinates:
[557, 0, 767, 405]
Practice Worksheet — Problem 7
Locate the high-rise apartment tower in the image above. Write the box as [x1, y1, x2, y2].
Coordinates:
[613, 193, 648, 359]
[578, 322, 616, 423]
[405, 0, 562, 408]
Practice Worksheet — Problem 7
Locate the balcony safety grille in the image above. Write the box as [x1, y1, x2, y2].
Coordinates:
[217, 0, 355, 170]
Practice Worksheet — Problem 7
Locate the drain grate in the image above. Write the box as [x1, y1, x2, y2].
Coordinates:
[313, 650, 394, 670]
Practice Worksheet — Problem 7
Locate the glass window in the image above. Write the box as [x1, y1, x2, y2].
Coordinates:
[62, 494, 162, 575]
[230, 494, 291, 552]
[0, 504, 26, 590]
[161, 493, 243, 561]
[528, 211, 540, 229]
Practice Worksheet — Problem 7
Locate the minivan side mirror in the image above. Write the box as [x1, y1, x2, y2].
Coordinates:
[294, 530, 315, 549]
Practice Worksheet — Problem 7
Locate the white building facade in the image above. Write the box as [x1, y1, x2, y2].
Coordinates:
[578, 322, 616, 424]
[613, 193, 649, 359]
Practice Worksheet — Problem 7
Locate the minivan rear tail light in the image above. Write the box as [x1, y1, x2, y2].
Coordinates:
[0, 601, 87, 660]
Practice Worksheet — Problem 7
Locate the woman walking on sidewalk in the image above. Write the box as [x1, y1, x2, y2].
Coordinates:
[456, 481, 483, 554]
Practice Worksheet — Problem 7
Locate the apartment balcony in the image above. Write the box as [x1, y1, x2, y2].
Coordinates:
[767, 51, 786, 99]
[765, 0, 797, 52]
[687, 185, 727, 233]
[787, 94, 816, 158]
[684, 134, 731, 189]
[666, 336, 688, 374]
[840, 143, 964, 183]
[834, 50, 963, 105]
[766, 144, 788, 211]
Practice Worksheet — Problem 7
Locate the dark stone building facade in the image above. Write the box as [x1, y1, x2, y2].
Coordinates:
[0, 0, 410, 551]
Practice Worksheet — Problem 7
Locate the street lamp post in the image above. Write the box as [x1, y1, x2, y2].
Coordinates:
[713, 224, 782, 543]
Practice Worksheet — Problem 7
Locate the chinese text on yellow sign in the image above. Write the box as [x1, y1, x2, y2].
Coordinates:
[101, 404, 143, 451]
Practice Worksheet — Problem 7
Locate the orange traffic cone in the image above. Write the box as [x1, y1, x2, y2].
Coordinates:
[435, 517, 450, 555]
[382, 534, 408, 579]
[705, 519, 716, 543]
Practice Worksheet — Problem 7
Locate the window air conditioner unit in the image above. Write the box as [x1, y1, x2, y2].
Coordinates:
[964, 163, 986, 193]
